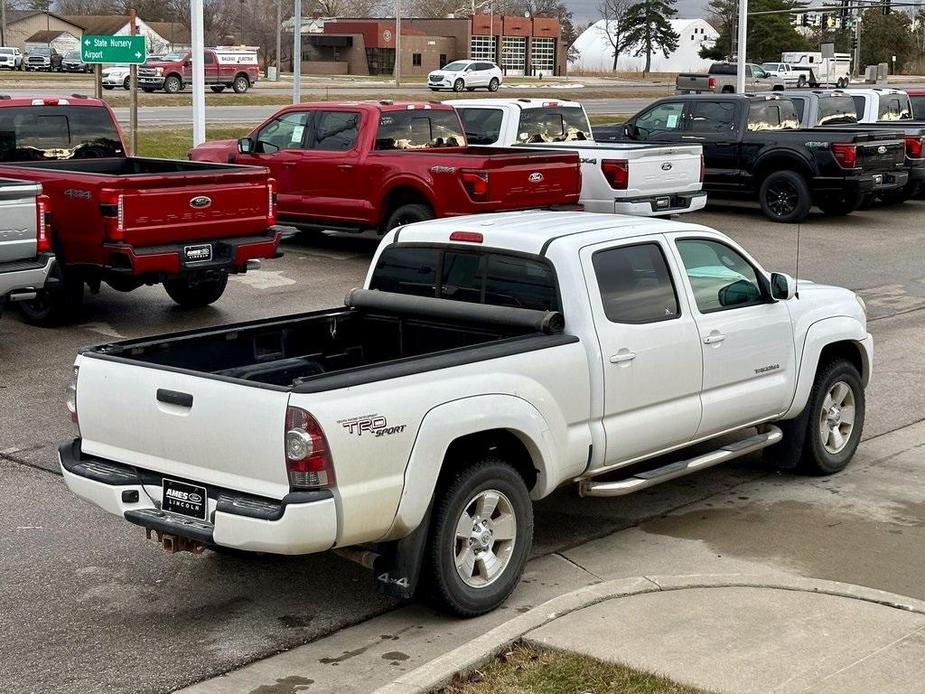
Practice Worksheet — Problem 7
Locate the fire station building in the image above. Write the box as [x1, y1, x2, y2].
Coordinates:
[299, 16, 566, 78]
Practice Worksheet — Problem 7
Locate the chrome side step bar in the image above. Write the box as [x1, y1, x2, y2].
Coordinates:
[578, 426, 783, 498]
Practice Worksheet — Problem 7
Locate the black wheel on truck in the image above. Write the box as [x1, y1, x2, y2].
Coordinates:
[423, 457, 533, 617]
[232, 74, 250, 93]
[770, 359, 865, 476]
[384, 203, 433, 233]
[721, 85, 734, 93]
[16, 271, 84, 327]
[759, 170, 812, 223]
[163, 272, 229, 308]
[797, 75, 807, 88]
[123, 76, 130, 90]
[163, 74, 183, 94]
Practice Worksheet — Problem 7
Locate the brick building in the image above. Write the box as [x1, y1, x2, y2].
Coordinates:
[298, 16, 566, 78]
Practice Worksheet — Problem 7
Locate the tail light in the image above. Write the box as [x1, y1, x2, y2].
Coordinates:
[707, 76, 716, 91]
[461, 170, 489, 200]
[905, 136, 924, 158]
[699, 153, 705, 182]
[99, 188, 125, 241]
[267, 177, 277, 226]
[285, 406, 335, 488]
[831, 143, 858, 169]
[66, 366, 79, 428]
[601, 159, 629, 190]
[35, 194, 51, 252]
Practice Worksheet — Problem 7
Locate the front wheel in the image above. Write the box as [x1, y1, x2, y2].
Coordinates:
[163, 273, 228, 307]
[384, 203, 433, 232]
[799, 360, 865, 475]
[488, 77, 500, 92]
[453, 78, 465, 92]
[102, 85, 114, 90]
[163, 74, 182, 94]
[123, 76, 130, 90]
[232, 75, 249, 93]
[759, 170, 812, 223]
[424, 459, 533, 617]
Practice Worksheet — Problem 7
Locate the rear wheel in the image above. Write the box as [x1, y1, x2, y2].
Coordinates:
[232, 75, 250, 93]
[384, 203, 433, 232]
[423, 459, 533, 617]
[17, 274, 84, 327]
[163, 273, 228, 308]
[453, 78, 465, 92]
[488, 77, 500, 92]
[210, 85, 225, 93]
[163, 74, 182, 94]
[759, 170, 812, 223]
[797, 75, 807, 88]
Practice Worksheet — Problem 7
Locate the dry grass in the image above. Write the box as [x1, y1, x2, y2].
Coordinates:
[439, 642, 710, 694]
[135, 127, 249, 159]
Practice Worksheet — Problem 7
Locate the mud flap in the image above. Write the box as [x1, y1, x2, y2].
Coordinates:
[373, 505, 433, 600]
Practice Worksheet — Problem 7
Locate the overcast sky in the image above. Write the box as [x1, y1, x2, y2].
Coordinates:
[568, 0, 705, 23]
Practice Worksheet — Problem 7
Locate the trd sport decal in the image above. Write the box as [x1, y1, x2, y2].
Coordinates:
[338, 414, 407, 437]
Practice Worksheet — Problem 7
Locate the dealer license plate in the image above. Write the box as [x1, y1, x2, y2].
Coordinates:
[162, 479, 208, 520]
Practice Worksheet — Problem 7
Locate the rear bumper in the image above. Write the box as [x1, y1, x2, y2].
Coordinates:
[609, 191, 707, 217]
[0, 253, 55, 300]
[103, 226, 286, 278]
[59, 439, 338, 555]
[814, 171, 908, 194]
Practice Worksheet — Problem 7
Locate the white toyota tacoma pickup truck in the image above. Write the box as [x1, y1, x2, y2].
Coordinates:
[60, 211, 871, 616]
[446, 98, 707, 216]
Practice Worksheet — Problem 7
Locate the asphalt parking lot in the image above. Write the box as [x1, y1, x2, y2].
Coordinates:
[2, 201, 924, 693]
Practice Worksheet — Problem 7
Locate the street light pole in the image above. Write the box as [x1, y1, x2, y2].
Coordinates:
[191, 0, 206, 146]
[275, 0, 281, 80]
[394, 0, 401, 86]
[735, 0, 747, 93]
[293, 0, 301, 103]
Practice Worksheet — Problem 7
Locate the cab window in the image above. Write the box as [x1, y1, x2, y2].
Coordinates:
[878, 96, 912, 121]
[255, 111, 309, 153]
[516, 107, 591, 143]
[633, 102, 685, 140]
[676, 239, 766, 313]
[592, 243, 680, 324]
[689, 100, 737, 132]
[375, 111, 465, 150]
[457, 108, 504, 145]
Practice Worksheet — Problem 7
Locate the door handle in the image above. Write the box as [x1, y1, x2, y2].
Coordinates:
[337, 164, 353, 171]
[703, 333, 727, 345]
[282, 161, 297, 167]
[156, 388, 193, 408]
[609, 350, 637, 364]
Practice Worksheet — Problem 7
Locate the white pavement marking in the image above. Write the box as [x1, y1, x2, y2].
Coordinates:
[228, 270, 296, 289]
[78, 322, 125, 338]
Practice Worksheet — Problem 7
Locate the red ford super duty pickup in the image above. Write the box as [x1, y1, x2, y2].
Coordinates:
[0, 97, 286, 325]
[190, 101, 582, 234]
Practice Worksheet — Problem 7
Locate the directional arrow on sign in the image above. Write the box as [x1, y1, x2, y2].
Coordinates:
[84, 38, 91, 45]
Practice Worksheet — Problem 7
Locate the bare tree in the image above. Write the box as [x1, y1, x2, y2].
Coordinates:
[598, 0, 630, 70]
[310, 0, 384, 16]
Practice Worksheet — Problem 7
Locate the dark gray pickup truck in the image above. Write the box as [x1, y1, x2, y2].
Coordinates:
[0, 178, 55, 320]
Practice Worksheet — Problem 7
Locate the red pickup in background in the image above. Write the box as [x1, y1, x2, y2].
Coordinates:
[0, 97, 285, 324]
[190, 101, 582, 234]
[139, 47, 260, 94]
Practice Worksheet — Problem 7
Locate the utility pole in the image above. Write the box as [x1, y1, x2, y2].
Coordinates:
[854, 13, 862, 78]
[293, 0, 301, 103]
[191, 0, 206, 146]
[394, 0, 401, 86]
[275, 0, 281, 80]
[2, 1, 7, 47]
[735, 0, 747, 93]
[129, 8, 138, 156]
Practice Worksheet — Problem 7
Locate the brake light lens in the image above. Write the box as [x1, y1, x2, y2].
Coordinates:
[66, 366, 79, 427]
[449, 231, 483, 243]
[461, 170, 489, 200]
[285, 406, 335, 488]
[99, 188, 125, 241]
[267, 177, 277, 226]
[601, 159, 629, 190]
[35, 194, 51, 252]
[707, 76, 716, 91]
[905, 136, 924, 158]
[832, 143, 858, 169]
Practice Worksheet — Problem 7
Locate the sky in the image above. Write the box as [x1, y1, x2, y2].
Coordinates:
[568, 0, 705, 23]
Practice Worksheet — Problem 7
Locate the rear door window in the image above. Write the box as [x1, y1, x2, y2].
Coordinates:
[592, 243, 680, 324]
[689, 100, 738, 132]
[310, 110, 360, 151]
[375, 111, 465, 149]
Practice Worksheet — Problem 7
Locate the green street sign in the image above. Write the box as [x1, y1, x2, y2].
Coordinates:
[81, 34, 146, 64]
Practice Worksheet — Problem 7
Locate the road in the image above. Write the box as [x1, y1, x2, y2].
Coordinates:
[2, 200, 924, 693]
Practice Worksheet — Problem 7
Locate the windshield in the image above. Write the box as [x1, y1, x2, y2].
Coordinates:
[441, 61, 471, 72]
[516, 106, 591, 143]
[30, 48, 50, 56]
[817, 96, 858, 125]
[156, 52, 185, 62]
[760, 63, 778, 71]
[0, 106, 123, 161]
[374, 110, 465, 149]
[0, 49, 14, 55]
[64, 52, 80, 60]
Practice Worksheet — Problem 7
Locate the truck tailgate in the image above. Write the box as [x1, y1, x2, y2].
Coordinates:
[856, 139, 905, 172]
[626, 145, 702, 195]
[76, 354, 291, 499]
[479, 151, 581, 208]
[120, 178, 272, 247]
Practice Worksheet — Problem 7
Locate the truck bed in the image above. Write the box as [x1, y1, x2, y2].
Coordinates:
[0, 156, 256, 177]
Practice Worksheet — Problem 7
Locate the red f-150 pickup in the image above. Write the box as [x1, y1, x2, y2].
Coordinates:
[189, 101, 582, 234]
[0, 97, 285, 324]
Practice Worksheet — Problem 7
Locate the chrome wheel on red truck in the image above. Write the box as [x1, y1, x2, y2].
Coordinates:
[163, 75, 182, 93]
[232, 75, 250, 93]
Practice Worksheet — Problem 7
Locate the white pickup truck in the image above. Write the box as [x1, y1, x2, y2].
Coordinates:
[445, 98, 707, 217]
[60, 211, 872, 616]
[0, 178, 55, 320]
[844, 88, 914, 122]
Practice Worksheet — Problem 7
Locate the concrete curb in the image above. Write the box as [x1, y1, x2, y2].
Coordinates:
[374, 573, 925, 694]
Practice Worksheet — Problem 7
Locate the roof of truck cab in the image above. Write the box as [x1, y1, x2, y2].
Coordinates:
[274, 101, 455, 114]
[391, 211, 715, 257]
[443, 98, 583, 109]
[0, 96, 106, 107]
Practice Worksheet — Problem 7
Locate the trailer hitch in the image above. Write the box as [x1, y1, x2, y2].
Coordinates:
[145, 527, 206, 555]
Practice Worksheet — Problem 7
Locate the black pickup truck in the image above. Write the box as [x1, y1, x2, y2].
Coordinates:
[595, 94, 908, 222]
[771, 89, 925, 203]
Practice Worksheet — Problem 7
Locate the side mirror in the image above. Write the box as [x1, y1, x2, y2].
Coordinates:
[770, 272, 796, 300]
[237, 137, 254, 154]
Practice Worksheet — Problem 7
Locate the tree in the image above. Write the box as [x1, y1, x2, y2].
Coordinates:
[620, 0, 679, 75]
[706, 0, 810, 64]
[858, 8, 915, 72]
[598, 0, 631, 71]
